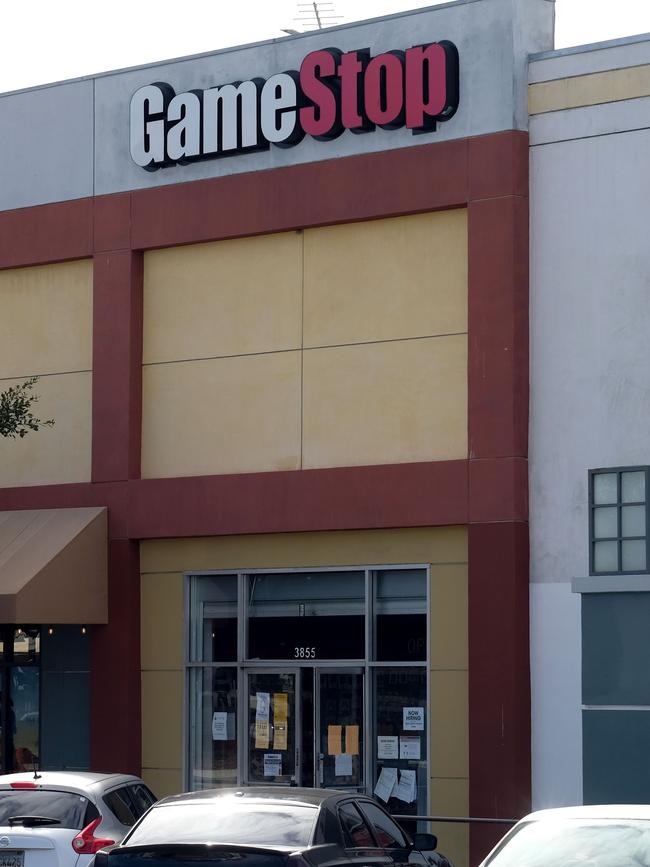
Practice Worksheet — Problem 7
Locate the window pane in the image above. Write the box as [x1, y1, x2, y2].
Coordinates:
[375, 570, 426, 662]
[189, 667, 237, 790]
[594, 473, 618, 505]
[190, 575, 237, 662]
[13, 628, 40, 662]
[622, 506, 645, 538]
[593, 507, 618, 539]
[248, 572, 365, 660]
[593, 541, 618, 573]
[374, 667, 427, 818]
[622, 471, 646, 504]
[622, 540, 646, 572]
[11, 667, 39, 771]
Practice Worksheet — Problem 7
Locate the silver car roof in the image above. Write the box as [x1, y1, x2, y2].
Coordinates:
[0, 771, 145, 796]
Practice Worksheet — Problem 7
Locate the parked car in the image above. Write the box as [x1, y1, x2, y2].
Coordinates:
[479, 804, 650, 867]
[94, 787, 452, 867]
[0, 771, 156, 867]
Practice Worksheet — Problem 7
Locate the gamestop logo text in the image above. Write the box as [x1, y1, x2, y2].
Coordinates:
[130, 41, 459, 169]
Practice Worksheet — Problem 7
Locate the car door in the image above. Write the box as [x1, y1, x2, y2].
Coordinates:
[356, 801, 412, 865]
[337, 801, 393, 867]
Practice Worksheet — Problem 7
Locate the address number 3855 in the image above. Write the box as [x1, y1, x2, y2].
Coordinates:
[294, 647, 316, 658]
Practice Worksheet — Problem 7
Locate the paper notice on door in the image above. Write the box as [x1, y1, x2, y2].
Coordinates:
[212, 711, 227, 741]
[273, 693, 288, 750]
[255, 720, 270, 749]
[373, 766, 398, 803]
[394, 769, 417, 803]
[256, 692, 271, 721]
[377, 735, 399, 759]
[399, 736, 421, 760]
[403, 707, 425, 730]
[263, 753, 282, 777]
[345, 724, 359, 756]
[334, 752, 353, 777]
[327, 724, 343, 755]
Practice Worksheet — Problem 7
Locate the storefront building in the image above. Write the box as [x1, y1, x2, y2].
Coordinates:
[530, 30, 650, 809]
[0, 1, 554, 865]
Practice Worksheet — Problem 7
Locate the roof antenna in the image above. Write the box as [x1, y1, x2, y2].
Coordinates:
[32, 757, 41, 780]
[283, 1, 342, 34]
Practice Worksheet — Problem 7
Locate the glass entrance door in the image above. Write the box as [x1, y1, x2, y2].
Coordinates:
[245, 667, 364, 791]
[245, 670, 299, 785]
[316, 668, 364, 790]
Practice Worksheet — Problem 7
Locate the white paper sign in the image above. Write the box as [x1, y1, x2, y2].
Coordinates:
[334, 753, 353, 776]
[377, 736, 399, 759]
[395, 769, 417, 803]
[263, 753, 282, 776]
[403, 707, 424, 730]
[399, 736, 421, 760]
[373, 766, 398, 803]
[256, 692, 271, 721]
[211, 711, 228, 741]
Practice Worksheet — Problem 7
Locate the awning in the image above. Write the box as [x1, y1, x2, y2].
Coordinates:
[0, 507, 107, 624]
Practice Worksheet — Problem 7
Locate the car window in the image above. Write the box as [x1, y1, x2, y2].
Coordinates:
[339, 802, 376, 849]
[483, 818, 650, 867]
[359, 802, 409, 849]
[104, 787, 139, 827]
[0, 790, 92, 830]
[124, 802, 318, 848]
[128, 785, 156, 817]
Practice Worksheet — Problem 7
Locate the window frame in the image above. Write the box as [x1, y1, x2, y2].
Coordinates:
[589, 466, 650, 576]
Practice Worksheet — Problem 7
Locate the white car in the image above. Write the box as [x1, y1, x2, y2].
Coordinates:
[479, 804, 650, 867]
[0, 772, 156, 867]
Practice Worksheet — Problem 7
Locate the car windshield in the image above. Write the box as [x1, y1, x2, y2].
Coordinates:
[484, 818, 650, 867]
[0, 791, 90, 830]
[125, 800, 318, 849]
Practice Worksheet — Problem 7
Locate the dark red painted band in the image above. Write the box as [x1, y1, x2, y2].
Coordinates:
[92, 250, 143, 483]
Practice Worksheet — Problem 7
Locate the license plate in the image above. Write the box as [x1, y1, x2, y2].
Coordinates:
[0, 852, 24, 867]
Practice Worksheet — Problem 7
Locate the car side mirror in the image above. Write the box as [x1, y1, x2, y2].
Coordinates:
[412, 833, 438, 851]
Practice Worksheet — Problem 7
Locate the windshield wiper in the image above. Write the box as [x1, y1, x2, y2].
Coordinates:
[7, 816, 62, 827]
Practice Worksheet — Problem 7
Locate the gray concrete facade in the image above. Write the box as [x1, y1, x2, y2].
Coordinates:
[0, 0, 554, 211]
[529, 32, 650, 808]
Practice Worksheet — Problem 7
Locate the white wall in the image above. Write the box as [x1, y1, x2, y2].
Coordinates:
[529, 38, 650, 808]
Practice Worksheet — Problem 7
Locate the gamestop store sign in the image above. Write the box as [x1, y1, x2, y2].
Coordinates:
[130, 41, 459, 169]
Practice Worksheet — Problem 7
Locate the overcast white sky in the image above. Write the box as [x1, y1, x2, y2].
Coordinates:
[1, 0, 650, 94]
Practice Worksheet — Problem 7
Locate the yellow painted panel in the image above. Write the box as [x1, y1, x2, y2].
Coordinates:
[141, 351, 301, 478]
[143, 233, 302, 364]
[429, 670, 468, 777]
[142, 670, 183, 769]
[141, 573, 184, 671]
[0, 373, 91, 487]
[0, 260, 92, 379]
[303, 335, 467, 468]
[304, 211, 467, 347]
[529, 64, 650, 114]
[140, 527, 468, 575]
[430, 564, 468, 671]
[428, 778, 469, 867]
[141, 768, 183, 799]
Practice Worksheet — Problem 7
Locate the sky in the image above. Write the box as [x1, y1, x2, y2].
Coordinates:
[1, 0, 650, 94]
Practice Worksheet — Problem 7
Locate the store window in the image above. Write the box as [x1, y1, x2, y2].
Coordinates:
[187, 567, 429, 817]
[590, 467, 649, 574]
[0, 627, 40, 772]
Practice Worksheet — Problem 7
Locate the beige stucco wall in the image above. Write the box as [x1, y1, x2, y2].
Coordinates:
[141, 210, 468, 479]
[140, 526, 468, 867]
[0, 261, 93, 487]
